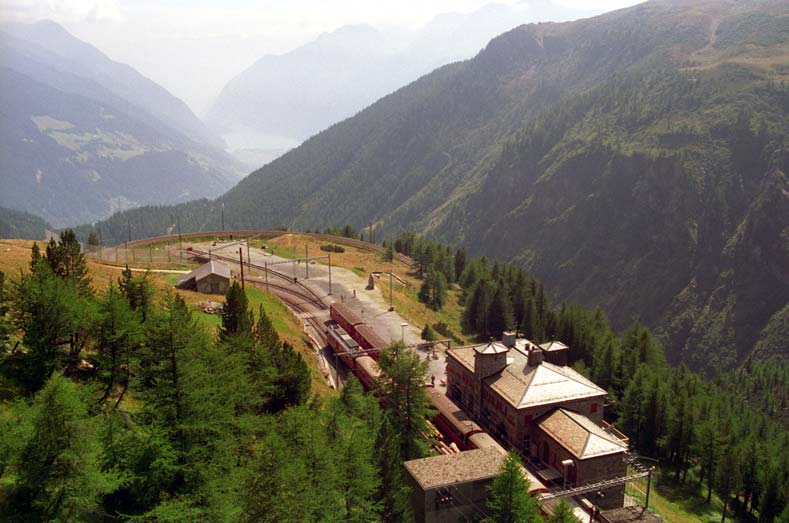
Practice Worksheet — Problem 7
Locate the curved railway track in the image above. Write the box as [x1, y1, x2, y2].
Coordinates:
[186, 248, 326, 308]
[186, 248, 330, 353]
[259, 281, 328, 346]
[124, 230, 416, 268]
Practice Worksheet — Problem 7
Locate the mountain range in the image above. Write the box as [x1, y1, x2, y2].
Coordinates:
[82, 0, 789, 374]
[204, 1, 591, 164]
[0, 21, 243, 228]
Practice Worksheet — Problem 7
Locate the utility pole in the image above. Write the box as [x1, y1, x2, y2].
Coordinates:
[239, 247, 245, 289]
[264, 262, 269, 292]
[246, 239, 251, 266]
[305, 243, 309, 279]
[328, 252, 332, 295]
[177, 214, 182, 262]
[97, 222, 102, 261]
[369, 222, 373, 244]
[389, 269, 394, 311]
[221, 202, 225, 233]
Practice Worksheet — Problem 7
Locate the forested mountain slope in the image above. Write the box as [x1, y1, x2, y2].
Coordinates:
[86, 0, 789, 373]
[0, 22, 242, 227]
[0, 207, 50, 240]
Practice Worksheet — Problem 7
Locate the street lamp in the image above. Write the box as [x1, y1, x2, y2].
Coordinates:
[400, 322, 408, 344]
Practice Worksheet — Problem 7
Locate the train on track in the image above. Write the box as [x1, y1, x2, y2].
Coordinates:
[326, 302, 548, 494]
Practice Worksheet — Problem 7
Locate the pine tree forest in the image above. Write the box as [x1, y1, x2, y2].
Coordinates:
[394, 232, 789, 523]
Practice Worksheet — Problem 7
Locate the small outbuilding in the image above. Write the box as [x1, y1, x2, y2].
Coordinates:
[404, 447, 505, 523]
[176, 260, 231, 295]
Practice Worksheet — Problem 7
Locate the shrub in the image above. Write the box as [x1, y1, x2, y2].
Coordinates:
[319, 244, 345, 253]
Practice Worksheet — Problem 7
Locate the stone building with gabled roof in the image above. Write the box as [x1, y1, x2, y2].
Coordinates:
[176, 260, 231, 295]
[446, 336, 629, 508]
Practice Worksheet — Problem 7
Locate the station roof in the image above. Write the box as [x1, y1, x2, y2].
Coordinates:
[404, 447, 504, 490]
[540, 341, 569, 352]
[448, 345, 606, 409]
[177, 260, 231, 287]
[536, 409, 627, 459]
[474, 341, 510, 355]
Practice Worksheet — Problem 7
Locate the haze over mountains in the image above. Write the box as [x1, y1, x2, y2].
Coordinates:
[0, 21, 243, 227]
[88, 0, 789, 376]
[205, 1, 592, 165]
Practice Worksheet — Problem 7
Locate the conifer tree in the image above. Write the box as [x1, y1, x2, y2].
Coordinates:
[28, 243, 41, 273]
[254, 304, 280, 349]
[95, 284, 143, 406]
[376, 342, 431, 461]
[548, 499, 576, 523]
[269, 342, 311, 412]
[483, 450, 541, 523]
[44, 229, 91, 294]
[454, 247, 466, 283]
[7, 374, 118, 522]
[219, 281, 254, 340]
[118, 265, 153, 320]
[10, 262, 92, 392]
[421, 323, 438, 341]
[488, 282, 514, 338]
[375, 416, 412, 523]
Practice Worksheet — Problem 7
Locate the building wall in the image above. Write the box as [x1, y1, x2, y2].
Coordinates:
[532, 428, 626, 509]
[447, 356, 605, 455]
[196, 273, 229, 295]
[408, 475, 495, 523]
[543, 349, 568, 367]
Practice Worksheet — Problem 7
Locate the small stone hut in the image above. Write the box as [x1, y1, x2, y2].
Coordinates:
[177, 260, 231, 295]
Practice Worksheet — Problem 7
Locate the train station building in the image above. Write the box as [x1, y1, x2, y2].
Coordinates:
[445, 335, 629, 509]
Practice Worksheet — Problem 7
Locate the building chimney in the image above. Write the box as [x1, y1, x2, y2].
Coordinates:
[501, 331, 516, 348]
[528, 347, 544, 367]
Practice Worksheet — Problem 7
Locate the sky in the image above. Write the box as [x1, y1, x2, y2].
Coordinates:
[1, 0, 643, 114]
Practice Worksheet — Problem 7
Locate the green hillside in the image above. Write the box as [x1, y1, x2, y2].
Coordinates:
[0, 208, 49, 240]
[83, 0, 789, 373]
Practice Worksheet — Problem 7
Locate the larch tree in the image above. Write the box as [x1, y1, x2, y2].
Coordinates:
[44, 229, 91, 294]
[548, 499, 576, 523]
[219, 280, 254, 341]
[483, 450, 542, 523]
[6, 374, 119, 522]
[94, 284, 143, 406]
[376, 341, 432, 461]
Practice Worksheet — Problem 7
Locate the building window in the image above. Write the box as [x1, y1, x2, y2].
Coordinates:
[524, 414, 533, 423]
[591, 403, 598, 413]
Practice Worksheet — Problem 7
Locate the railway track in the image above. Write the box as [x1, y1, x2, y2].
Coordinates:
[186, 248, 331, 356]
[258, 281, 328, 346]
[185, 248, 326, 309]
[124, 230, 417, 268]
